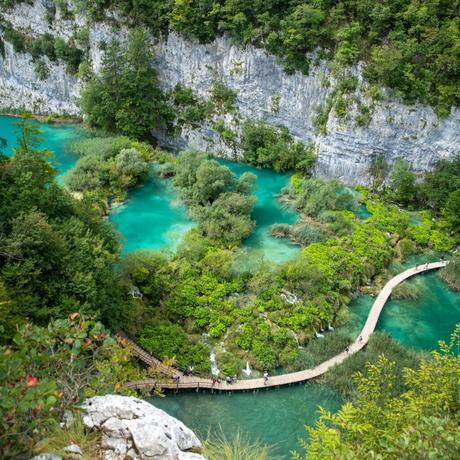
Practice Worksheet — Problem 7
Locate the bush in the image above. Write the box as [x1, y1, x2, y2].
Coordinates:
[241, 122, 315, 173]
[66, 136, 150, 204]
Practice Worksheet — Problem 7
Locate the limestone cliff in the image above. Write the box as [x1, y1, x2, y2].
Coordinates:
[0, 0, 458, 184]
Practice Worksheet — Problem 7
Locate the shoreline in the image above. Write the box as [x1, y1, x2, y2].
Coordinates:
[0, 111, 82, 125]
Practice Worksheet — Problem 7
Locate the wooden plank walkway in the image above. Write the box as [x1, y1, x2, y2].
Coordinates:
[122, 261, 448, 392]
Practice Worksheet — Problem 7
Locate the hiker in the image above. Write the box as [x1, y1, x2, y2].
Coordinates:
[359, 335, 363, 343]
[263, 371, 269, 385]
[346, 346, 350, 353]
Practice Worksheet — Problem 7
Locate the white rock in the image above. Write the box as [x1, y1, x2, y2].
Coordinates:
[31, 455, 63, 460]
[63, 444, 82, 455]
[81, 395, 206, 460]
[1, 1, 458, 185]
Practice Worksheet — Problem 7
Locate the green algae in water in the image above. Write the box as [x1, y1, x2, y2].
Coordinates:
[0, 115, 84, 182]
[151, 383, 342, 458]
[218, 159, 300, 263]
[109, 168, 195, 253]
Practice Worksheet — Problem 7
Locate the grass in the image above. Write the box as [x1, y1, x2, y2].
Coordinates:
[34, 414, 101, 460]
[204, 431, 282, 460]
[321, 332, 423, 401]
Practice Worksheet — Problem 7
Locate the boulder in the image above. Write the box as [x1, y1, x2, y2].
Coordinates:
[81, 395, 206, 460]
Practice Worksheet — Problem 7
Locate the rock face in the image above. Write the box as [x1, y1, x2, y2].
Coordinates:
[81, 395, 206, 460]
[0, 0, 459, 184]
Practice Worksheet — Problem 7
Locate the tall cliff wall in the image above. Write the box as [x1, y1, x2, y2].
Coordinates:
[0, 0, 458, 185]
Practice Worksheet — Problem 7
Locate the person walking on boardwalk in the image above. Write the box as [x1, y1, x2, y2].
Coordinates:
[263, 371, 269, 385]
[211, 375, 217, 387]
[173, 374, 180, 384]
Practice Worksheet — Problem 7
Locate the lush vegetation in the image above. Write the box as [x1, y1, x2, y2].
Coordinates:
[0, 313, 144, 459]
[372, 155, 460, 241]
[440, 256, 460, 291]
[0, 117, 129, 328]
[65, 136, 153, 208]
[321, 332, 422, 401]
[0, 117, 156, 458]
[162, 150, 257, 245]
[81, 28, 173, 139]
[68, 0, 460, 114]
[241, 122, 315, 173]
[297, 326, 460, 459]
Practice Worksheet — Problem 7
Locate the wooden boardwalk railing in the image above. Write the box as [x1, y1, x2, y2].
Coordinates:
[121, 261, 448, 392]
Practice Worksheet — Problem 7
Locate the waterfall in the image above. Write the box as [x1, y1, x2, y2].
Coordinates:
[210, 351, 220, 376]
[242, 361, 251, 376]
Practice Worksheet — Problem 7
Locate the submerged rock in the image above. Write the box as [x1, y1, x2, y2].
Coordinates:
[81, 395, 206, 460]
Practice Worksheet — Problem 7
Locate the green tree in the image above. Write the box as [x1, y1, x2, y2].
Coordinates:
[0, 313, 142, 459]
[296, 326, 460, 459]
[443, 188, 460, 230]
[389, 158, 417, 205]
[81, 28, 173, 139]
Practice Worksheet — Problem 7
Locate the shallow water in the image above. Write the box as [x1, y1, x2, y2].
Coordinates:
[152, 383, 342, 457]
[155, 263, 460, 457]
[0, 115, 83, 182]
[109, 167, 195, 253]
[218, 159, 300, 263]
[4, 115, 458, 456]
[345, 270, 460, 350]
[1, 116, 300, 260]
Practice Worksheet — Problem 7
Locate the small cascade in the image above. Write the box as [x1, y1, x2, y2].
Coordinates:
[327, 323, 334, 331]
[242, 361, 252, 376]
[210, 351, 220, 376]
[292, 331, 303, 349]
[314, 329, 324, 339]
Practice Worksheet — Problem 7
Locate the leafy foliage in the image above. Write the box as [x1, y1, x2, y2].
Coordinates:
[241, 122, 315, 173]
[65, 136, 152, 205]
[0, 313, 141, 459]
[82, 0, 459, 111]
[171, 151, 257, 245]
[81, 28, 174, 139]
[0, 116, 123, 327]
[296, 326, 460, 459]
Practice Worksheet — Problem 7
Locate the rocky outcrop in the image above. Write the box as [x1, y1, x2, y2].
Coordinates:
[0, 41, 80, 115]
[81, 395, 206, 460]
[0, 0, 458, 184]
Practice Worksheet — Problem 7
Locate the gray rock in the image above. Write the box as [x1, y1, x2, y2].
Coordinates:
[31, 454, 63, 460]
[1, 0, 458, 185]
[63, 444, 82, 455]
[81, 395, 206, 460]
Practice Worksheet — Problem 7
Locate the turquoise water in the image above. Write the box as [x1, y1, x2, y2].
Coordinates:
[344, 270, 460, 351]
[218, 159, 300, 263]
[356, 202, 372, 219]
[109, 159, 299, 259]
[0, 115, 83, 182]
[0, 116, 299, 260]
[109, 167, 195, 253]
[155, 268, 460, 458]
[4, 115, 458, 456]
[152, 383, 342, 457]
